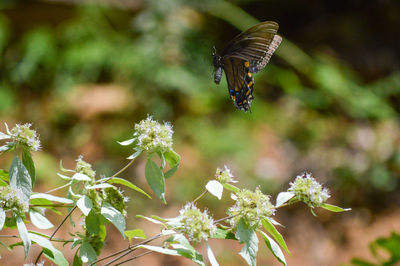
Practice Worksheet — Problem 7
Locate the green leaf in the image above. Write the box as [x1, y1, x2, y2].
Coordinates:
[136, 215, 165, 224]
[222, 183, 240, 193]
[320, 203, 351, 212]
[164, 165, 178, 179]
[16, 215, 31, 257]
[0, 208, 5, 231]
[107, 177, 151, 199]
[145, 159, 166, 204]
[9, 156, 32, 203]
[138, 244, 179, 256]
[0, 169, 9, 181]
[0, 145, 10, 152]
[72, 173, 92, 181]
[30, 210, 54, 229]
[29, 233, 68, 266]
[206, 180, 223, 200]
[212, 228, 236, 240]
[275, 192, 295, 207]
[164, 149, 180, 169]
[101, 202, 126, 238]
[236, 219, 258, 266]
[76, 195, 93, 216]
[127, 148, 142, 159]
[0, 132, 10, 140]
[22, 147, 36, 185]
[86, 210, 100, 235]
[125, 229, 146, 243]
[85, 183, 114, 189]
[0, 179, 8, 186]
[118, 138, 136, 146]
[206, 242, 219, 266]
[0, 239, 11, 251]
[261, 219, 290, 254]
[260, 231, 286, 265]
[73, 251, 83, 266]
[80, 241, 97, 264]
[30, 193, 74, 204]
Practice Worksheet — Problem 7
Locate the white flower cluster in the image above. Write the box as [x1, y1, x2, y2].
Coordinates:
[228, 187, 275, 228]
[0, 186, 29, 214]
[177, 203, 217, 243]
[9, 123, 41, 152]
[288, 172, 330, 207]
[215, 165, 236, 184]
[133, 116, 173, 153]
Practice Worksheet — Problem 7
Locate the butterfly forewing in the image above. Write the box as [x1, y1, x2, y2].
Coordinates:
[213, 21, 281, 111]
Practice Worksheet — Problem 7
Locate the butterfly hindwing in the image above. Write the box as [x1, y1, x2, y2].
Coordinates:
[223, 57, 254, 111]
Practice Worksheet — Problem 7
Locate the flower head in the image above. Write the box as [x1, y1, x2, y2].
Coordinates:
[227, 187, 275, 228]
[9, 123, 41, 152]
[102, 187, 128, 216]
[0, 186, 29, 215]
[133, 116, 173, 153]
[215, 165, 236, 184]
[176, 203, 217, 243]
[288, 172, 330, 207]
[75, 155, 96, 179]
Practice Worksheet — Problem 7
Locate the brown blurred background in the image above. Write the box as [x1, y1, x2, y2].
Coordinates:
[1, 0, 400, 265]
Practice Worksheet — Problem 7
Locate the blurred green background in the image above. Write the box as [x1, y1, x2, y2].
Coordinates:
[1, 0, 400, 265]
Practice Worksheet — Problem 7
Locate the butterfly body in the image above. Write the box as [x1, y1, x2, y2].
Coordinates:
[213, 21, 282, 112]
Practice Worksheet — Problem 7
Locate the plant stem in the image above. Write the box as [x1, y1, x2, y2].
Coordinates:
[192, 190, 208, 204]
[93, 233, 162, 266]
[30, 204, 74, 208]
[34, 205, 77, 264]
[45, 181, 72, 194]
[114, 251, 153, 266]
[102, 158, 137, 183]
[214, 214, 238, 224]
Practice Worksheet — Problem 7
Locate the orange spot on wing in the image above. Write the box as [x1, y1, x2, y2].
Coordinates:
[244, 61, 250, 68]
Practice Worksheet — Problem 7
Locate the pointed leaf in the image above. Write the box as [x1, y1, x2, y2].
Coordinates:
[16, 216, 30, 257]
[207, 242, 219, 266]
[261, 219, 290, 254]
[30, 211, 54, 229]
[0, 145, 10, 152]
[125, 229, 146, 243]
[145, 159, 166, 203]
[118, 138, 136, 146]
[72, 173, 92, 181]
[223, 183, 240, 193]
[236, 219, 258, 266]
[30, 193, 73, 204]
[127, 149, 142, 159]
[206, 180, 223, 200]
[137, 245, 179, 256]
[275, 192, 295, 207]
[86, 183, 114, 189]
[9, 156, 32, 203]
[0, 208, 5, 231]
[29, 233, 68, 266]
[107, 177, 151, 199]
[164, 149, 180, 169]
[320, 203, 351, 212]
[0, 132, 10, 140]
[76, 196, 93, 216]
[86, 210, 100, 235]
[22, 147, 36, 185]
[80, 241, 97, 264]
[101, 202, 126, 237]
[260, 231, 286, 265]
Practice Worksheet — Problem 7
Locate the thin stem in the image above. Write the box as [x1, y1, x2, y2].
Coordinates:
[0, 235, 18, 238]
[94, 233, 162, 266]
[45, 181, 72, 194]
[214, 214, 237, 224]
[114, 251, 153, 266]
[192, 190, 208, 204]
[30, 204, 74, 208]
[35, 206, 77, 264]
[102, 158, 136, 183]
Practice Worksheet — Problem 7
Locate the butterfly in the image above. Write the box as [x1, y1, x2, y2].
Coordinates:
[213, 21, 282, 112]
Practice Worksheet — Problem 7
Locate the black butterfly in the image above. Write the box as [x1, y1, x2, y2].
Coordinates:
[213, 21, 282, 112]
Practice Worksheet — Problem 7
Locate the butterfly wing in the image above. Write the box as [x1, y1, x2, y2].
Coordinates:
[221, 21, 282, 73]
[222, 57, 255, 111]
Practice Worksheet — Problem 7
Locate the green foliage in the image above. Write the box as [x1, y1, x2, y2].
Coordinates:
[351, 233, 400, 266]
